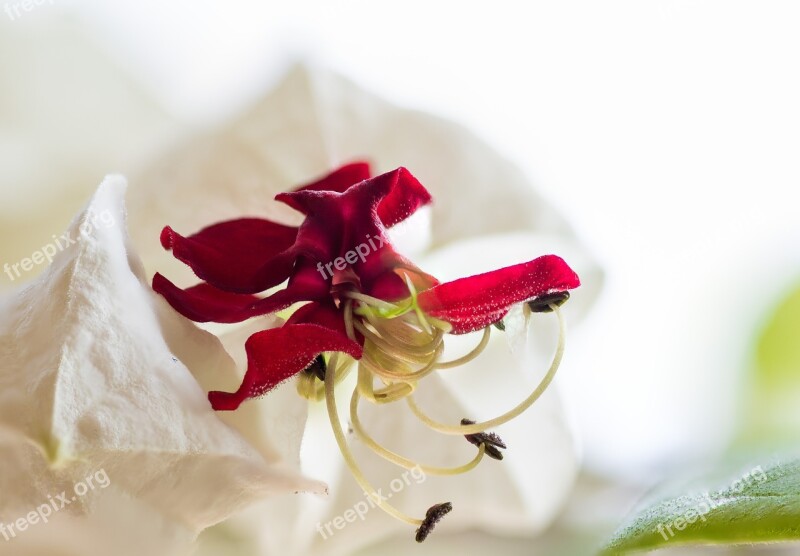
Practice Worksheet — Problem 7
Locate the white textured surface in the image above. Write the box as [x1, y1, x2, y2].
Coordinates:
[0, 176, 323, 555]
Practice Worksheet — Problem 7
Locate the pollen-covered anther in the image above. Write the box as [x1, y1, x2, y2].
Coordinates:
[415, 502, 453, 542]
[461, 418, 507, 460]
[527, 291, 570, 313]
[303, 354, 327, 381]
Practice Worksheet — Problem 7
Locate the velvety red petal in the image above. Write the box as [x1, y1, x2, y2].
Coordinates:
[372, 167, 433, 228]
[288, 300, 366, 345]
[153, 274, 261, 323]
[276, 167, 432, 230]
[153, 262, 330, 323]
[366, 271, 411, 302]
[417, 255, 581, 334]
[287, 300, 346, 333]
[161, 218, 297, 294]
[208, 323, 363, 410]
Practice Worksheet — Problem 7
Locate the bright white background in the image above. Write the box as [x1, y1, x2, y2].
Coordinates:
[5, 0, 800, 479]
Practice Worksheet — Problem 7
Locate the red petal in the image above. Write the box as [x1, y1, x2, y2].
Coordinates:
[418, 255, 581, 334]
[373, 167, 433, 228]
[366, 271, 411, 302]
[153, 274, 260, 323]
[153, 260, 330, 323]
[288, 300, 366, 345]
[277, 167, 431, 229]
[287, 300, 346, 334]
[208, 323, 363, 410]
[161, 218, 297, 294]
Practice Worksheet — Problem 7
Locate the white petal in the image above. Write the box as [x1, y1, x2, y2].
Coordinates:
[191, 318, 340, 556]
[0, 489, 195, 556]
[0, 176, 323, 541]
[192, 317, 311, 469]
[303, 368, 577, 556]
[128, 64, 580, 275]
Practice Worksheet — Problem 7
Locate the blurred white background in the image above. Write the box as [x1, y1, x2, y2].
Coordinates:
[3, 0, 800, 484]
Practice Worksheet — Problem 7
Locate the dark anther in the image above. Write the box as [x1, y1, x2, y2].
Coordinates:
[303, 354, 327, 381]
[492, 320, 506, 331]
[527, 291, 570, 313]
[415, 502, 453, 542]
[461, 418, 506, 460]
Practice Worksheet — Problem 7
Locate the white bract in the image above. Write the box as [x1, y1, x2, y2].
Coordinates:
[0, 176, 323, 556]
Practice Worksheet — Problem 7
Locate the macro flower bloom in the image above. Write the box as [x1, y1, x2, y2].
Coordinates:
[153, 163, 581, 541]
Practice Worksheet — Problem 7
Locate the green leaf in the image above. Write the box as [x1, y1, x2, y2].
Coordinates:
[603, 456, 800, 554]
[757, 285, 800, 383]
[737, 283, 800, 446]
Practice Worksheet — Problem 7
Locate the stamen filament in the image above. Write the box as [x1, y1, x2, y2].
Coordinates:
[345, 291, 403, 312]
[344, 299, 356, 340]
[402, 273, 434, 335]
[324, 353, 423, 526]
[435, 326, 491, 369]
[298, 355, 354, 401]
[405, 305, 566, 435]
[350, 388, 486, 475]
[357, 365, 416, 403]
[356, 321, 439, 362]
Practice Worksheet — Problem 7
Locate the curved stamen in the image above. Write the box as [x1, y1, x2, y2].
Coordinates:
[298, 355, 354, 401]
[405, 304, 566, 435]
[324, 353, 424, 527]
[357, 365, 416, 404]
[361, 340, 444, 383]
[434, 326, 491, 369]
[356, 321, 440, 363]
[345, 291, 404, 312]
[343, 298, 356, 340]
[387, 313, 445, 347]
[349, 388, 486, 475]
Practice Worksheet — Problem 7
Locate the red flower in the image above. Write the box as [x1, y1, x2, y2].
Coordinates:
[154, 163, 581, 541]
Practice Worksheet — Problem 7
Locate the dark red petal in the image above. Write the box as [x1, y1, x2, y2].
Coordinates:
[288, 300, 366, 346]
[418, 255, 581, 334]
[294, 161, 372, 194]
[153, 273, 261, 323]
[287, 300, 346, 333]
[153, 262, 330, 324]
[372, 167, 433, 228]
[277, 167, 432, 229]
[161, 218, 297, 294]
[208, 323, 363, 410]
[366, 271, 411, 302]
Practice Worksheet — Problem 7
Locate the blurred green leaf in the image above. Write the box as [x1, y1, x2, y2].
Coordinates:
[603, 457, 800, 554]
[738, 283, 800, 446]
[757, 285, 800, 384]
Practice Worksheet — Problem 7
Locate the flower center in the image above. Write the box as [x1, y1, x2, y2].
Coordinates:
[298, 283, 568, 542]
